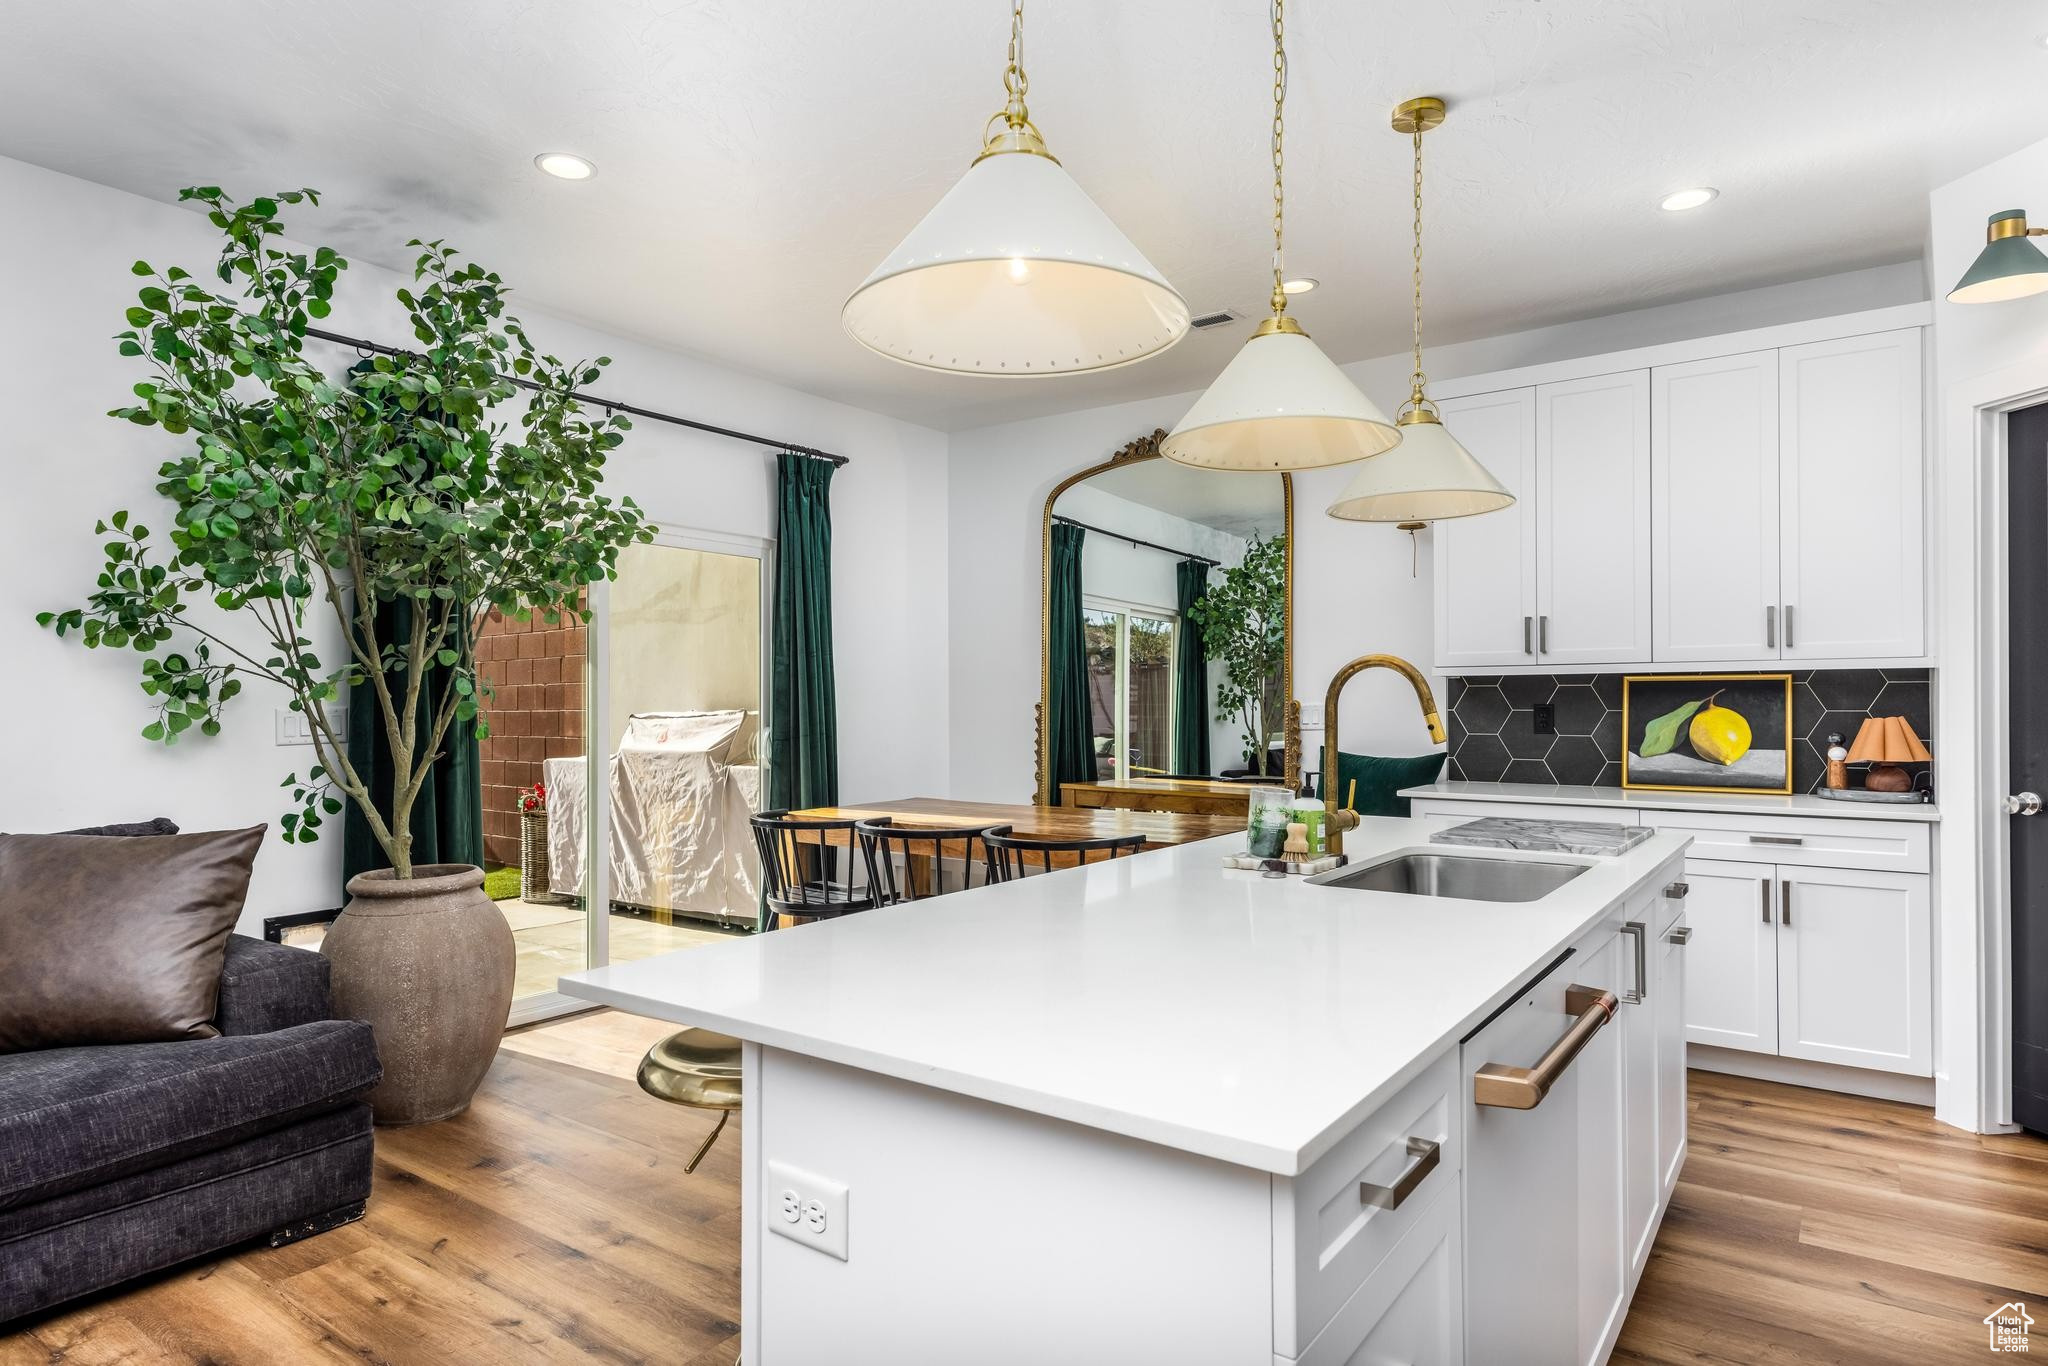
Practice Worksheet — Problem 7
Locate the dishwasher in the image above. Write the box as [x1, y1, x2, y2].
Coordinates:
[1462, 923, 1628, 1366]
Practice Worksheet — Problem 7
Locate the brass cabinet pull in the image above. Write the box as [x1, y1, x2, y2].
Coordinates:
[1760, 880, 1770, 923]
[1784, 604, 1796, 648]
[1664, 880, 1690, 900]
[1766, 605, 1777, 649]
[1667, 925, 1693, 945]
[1473, 985, 1619, 1110]
[1620, 922, 1647, 1004]
[1539, 615, 1550, 654]
[1781, 881, 1792, 926]
[1523, 615, 1534, 655]
[1359, 1135, 1442, 1211]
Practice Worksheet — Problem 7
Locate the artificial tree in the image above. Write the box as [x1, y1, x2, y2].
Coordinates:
[1187, 530, 1287, 774]
[41, 186, 653, 877]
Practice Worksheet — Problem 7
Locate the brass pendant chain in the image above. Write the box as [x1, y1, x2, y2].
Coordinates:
[1408, 124, 1428, 416]
[1003, 0, 1029, 127]
[1269, 0, 1288, 317]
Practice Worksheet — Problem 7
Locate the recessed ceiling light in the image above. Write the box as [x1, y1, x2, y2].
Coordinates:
[534, 152, 596, 181]
[1659, 187, 1718, 212]
[1281, 277, 1319, 295]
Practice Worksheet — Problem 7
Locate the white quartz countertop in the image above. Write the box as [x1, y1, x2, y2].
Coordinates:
[1400, 779, 1940, 823]
[559, 816, 1690, 1176]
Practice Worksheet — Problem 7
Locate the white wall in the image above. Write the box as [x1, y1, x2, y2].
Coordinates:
[0, 155, 948, 933]
[1927, 133, 2048, 1131]
[946, 262, 1928, 802]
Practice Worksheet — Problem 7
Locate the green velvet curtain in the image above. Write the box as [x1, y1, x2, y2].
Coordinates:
[1173, 559, 1212, 776]
[767, 451, 839, 812]
[1047, 521, 1096, 795]
[342, 598, 483, 887]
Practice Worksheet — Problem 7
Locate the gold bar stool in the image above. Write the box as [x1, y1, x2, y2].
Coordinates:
[636, 1028, 743, 1173]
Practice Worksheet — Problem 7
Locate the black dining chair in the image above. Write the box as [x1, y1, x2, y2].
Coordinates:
[982, 827, 1149, 882]
[750, 811, 882, 930]
[855, 818, 1004, 905]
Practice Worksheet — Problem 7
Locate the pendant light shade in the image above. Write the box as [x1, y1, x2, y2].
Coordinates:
[841, 2, 1187, 377]
[1326, 413, 1514, 521]
[1948, 210, 2048, 304]
[1161, 0, 1400, 472]
[842, 150, 1189, 376]
[1163, 319, 1402, 470]
[1327, 96, 1515, 525]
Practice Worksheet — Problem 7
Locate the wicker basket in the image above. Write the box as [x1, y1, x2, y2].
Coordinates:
[520, 809, 552, 902]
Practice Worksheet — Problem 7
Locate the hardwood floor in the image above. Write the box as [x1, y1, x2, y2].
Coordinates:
[1615, 1070, 2048, 1364]
[7, 1042, 2046, 1364]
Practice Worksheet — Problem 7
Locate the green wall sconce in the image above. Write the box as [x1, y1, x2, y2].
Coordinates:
[1949, 210, 2048, 303]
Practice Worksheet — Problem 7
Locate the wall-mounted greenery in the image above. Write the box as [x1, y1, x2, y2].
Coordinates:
[39, 186, 653, 877]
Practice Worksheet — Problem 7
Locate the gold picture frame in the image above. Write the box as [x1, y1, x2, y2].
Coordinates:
[1620, 672, 1794, 795]
[1033, 429, 1297, 805]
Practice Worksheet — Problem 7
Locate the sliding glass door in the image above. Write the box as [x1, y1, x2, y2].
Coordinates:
[1085, 598, 1177, 781]
[486, 526, 770, 1023]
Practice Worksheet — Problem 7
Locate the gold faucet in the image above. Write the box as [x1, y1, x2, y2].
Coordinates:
[1323, 654, 1447, 855]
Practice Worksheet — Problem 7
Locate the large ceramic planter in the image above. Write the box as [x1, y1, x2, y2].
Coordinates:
[323, 863, 515, 1126]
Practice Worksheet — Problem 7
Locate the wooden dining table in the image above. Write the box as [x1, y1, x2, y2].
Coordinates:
[785, 796, 1243, 848]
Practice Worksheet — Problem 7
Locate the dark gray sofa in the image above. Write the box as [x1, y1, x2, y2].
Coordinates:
[0, 934, 381, 1324]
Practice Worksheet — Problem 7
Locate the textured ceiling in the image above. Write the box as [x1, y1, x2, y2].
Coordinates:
[0, 1, 2038, 431]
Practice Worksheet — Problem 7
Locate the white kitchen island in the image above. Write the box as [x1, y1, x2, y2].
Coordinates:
[560, 815, 1693, 1365]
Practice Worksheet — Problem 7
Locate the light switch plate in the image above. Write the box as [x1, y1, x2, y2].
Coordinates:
[274, 705, 345, 747]
[766, 1159, 849, 1261]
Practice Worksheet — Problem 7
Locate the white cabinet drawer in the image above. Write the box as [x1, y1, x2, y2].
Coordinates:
[1286, 1180, 1464, 1366]
[1273, 1050, 1458, 1358]
[1641, 810, 1928, 873]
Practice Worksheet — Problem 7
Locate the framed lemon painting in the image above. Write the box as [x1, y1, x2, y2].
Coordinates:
[1621, 673, 1794, 795]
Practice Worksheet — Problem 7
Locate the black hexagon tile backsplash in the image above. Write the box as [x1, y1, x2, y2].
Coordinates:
[1443, 669, 1933, 794]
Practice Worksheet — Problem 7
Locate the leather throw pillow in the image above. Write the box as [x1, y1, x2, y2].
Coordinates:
[0, 826, 265, 1052]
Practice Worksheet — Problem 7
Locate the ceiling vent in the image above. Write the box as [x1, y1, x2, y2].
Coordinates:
[1189, 308, 1242, 331]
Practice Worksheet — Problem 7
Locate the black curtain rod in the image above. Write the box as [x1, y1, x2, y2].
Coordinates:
[304, 326, 850, 467]
[1054, 515, 1220, 568]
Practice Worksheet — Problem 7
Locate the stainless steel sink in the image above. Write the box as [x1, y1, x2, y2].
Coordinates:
[1308, 851, 1588, 903]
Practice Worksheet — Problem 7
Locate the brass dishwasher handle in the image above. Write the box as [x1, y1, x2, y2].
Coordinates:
[1473, 985, 1619, 1110]
[1359, 1136, 1442, 1211]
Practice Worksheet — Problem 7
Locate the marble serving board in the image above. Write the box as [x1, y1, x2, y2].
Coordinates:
[1432, 816, 1651, 856]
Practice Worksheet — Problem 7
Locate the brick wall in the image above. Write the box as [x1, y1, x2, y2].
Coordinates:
[477, 605, 586, 868]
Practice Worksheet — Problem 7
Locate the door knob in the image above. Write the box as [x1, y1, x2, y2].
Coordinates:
[2009, 792, 2042, 816]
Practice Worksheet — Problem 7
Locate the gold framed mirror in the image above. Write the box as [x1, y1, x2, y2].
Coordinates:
[1034, 428, 1298, 806]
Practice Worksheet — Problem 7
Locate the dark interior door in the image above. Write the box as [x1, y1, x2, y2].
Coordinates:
[2010, 402, 2048, 1134]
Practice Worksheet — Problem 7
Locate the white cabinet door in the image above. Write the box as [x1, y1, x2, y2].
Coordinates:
[1312, 1186, 1465, 1366]
[1536, 371, 1652, 666]
[1778, 329, 1925, 660]
[1620, 909, 1661, 1282]
[1681, 859, 1779, 1054]
[1776, 867, 1933, 1075]
[1652, 352, 1780, 662]
[1576, 929, 1628, 1366]
[1655, 914, 1689, 1199]
[1434, 389, 1538, 670]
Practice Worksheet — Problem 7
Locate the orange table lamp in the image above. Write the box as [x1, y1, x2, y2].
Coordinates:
[1846, 716, 1931, 793]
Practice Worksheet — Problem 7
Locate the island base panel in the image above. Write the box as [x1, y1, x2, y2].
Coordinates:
[748, 1047, 1272, 1365]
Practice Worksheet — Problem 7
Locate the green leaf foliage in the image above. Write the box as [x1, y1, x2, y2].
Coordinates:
[1638, 697, 1707, 759]
[1186, 531, 1288, 773]
[38, 187, 654, 876]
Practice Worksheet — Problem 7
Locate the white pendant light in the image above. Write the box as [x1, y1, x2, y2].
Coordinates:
[1328, 97, 1514, 524]
[842, 2, 1188, 377]
[1162, 0, 1399, 471]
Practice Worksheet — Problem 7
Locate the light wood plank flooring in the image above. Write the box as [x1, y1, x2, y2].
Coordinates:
[7, 1039, 2046, 1363]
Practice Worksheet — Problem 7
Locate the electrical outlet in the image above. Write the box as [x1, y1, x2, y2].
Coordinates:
[766, 1159, 849, 1261]
[1533, 703, 1556, 736]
